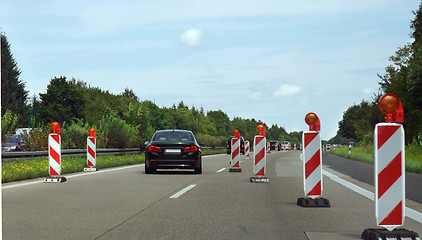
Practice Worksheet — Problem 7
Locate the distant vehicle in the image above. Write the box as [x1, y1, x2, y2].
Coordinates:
[269, 141, 279, 151]
[144, 129, 203, 174]
[281, 141, 291, 151]
[226, 136, 245, 155]
[326, 144, 331, 151]
[2, 134, 26, 152]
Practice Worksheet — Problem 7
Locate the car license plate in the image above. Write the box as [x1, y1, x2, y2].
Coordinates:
[165, 149, 181, 154]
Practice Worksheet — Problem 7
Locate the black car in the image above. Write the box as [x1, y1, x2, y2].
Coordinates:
[226, 136, 245, 155]
[269, 141, 279, 151]
[2, 134, 26, 152]
[145, 129, 203, 174]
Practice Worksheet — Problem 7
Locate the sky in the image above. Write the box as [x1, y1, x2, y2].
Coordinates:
[1, 0, 420, 140]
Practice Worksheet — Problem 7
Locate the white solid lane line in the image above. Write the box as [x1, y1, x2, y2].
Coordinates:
[170, 184, 197, 199]
[3, 164, 144, 190]
[216, 168, 226, 173]
[323, 169, 422, 224]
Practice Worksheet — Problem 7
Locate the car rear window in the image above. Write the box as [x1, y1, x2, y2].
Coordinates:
[152, 131, 194, 142]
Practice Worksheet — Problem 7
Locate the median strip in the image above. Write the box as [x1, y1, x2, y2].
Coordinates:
[170, 184, 197, 199]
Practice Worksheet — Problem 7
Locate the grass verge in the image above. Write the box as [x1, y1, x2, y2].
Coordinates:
[2, 148, 227, 183]
[2, 154, 145, 183]
[330, 145, 422, 174]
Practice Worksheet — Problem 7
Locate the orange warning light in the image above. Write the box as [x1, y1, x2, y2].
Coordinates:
[88, 128, 96, 137]
[233, 129, 240, 138]
[378, 93, 400, 115]
[305, 113, 318, 126]
[50, 122, 61, 134]
[256, 124, 265, 133]
[256, 124, 267, 136]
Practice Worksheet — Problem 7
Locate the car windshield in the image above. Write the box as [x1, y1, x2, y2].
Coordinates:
[7, 135, 20, 144]
[152, 131, 194, 142]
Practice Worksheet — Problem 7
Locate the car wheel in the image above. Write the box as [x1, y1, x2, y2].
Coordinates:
[145, 165, 155, 174]
[194, 160, 202, 174]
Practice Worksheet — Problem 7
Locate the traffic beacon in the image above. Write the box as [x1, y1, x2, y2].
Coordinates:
[362, 94, 420, 240]
[44, 122, 67, 183]
[229, 129, 242, 172]
[84, 128, 97, 172]
[297, 113, 330, 207]
[250, 124, 269, 183]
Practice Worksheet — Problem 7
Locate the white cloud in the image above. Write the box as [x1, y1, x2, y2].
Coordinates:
[363, 87, 373, 94]
[249, 91, 263, 100]
[273, 84, 301, 98]
[179, 29, 204, 48]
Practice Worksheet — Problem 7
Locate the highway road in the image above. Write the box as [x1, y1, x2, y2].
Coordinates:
[3, 151, 422, 239]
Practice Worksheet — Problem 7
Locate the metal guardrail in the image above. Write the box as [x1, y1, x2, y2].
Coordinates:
[1, 148, 141, 161]
[1, 146, 226, 161]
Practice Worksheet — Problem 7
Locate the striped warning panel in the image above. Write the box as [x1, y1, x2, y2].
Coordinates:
[302, 131, 322, 198]
[375, 123, 405, 230]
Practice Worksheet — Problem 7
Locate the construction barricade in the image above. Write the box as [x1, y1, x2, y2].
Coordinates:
[44, 122, 67, 183]
[297, 113, 329, 207]
[84, 128, 97, 172]
[362, 93, 419, 240]
[229, 129, 242, 172]
[251, 124, 269, 183]
[244, 140, 250, 159]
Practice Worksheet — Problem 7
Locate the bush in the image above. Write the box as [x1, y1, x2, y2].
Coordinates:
[61, 121, 89, 149]
[196, 133, 226, 148]
[96, 116, 139, 148]
[23, 127, 50, 151]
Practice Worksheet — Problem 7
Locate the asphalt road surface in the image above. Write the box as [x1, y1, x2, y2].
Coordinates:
[3, 151, 422, 240]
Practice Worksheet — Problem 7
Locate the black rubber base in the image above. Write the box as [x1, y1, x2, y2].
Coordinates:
[250, 176, 269, 183]
[44, 176, 67, 183]
[297, 197, 330, 208]
[229, 168, 242, 172]
[361, 228, 420, 240]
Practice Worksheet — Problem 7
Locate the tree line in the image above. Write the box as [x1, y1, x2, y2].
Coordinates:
[333, 2, 422, 147]
[1, 33, 302, 149]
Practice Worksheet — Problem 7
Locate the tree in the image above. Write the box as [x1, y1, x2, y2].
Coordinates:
[411, 2, 422, 47]
[121, 87, 139, 102]
[1, 33, 28, 118]
[338, 100, 381, 143]
[38, 77, 85, 124]
[207, 110, 230, 136]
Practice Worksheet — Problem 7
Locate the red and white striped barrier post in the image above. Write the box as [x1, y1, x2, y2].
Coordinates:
[251, 124, 269, 183]
[244, 140, 250, 159]
[297, 113, 329, 207]
[267, 142, 271, 153]
[362, 94, 419, 240]
[44, 122, 66, 183]
[275, 143, 278, 151]
[84, 128, 97, 172]
[229, 129, 242, 172]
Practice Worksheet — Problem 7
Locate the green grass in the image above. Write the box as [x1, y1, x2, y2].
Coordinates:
[202, 148, 226, 155]
[2, 154, 145, 183]
[330, 145, 422, 174]
[2, 149, 227, 183]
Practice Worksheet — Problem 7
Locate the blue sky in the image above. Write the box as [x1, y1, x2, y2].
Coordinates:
[2, 0, 419, 140]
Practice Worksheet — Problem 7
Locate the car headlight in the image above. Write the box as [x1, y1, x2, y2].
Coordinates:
[10, 146, 18, 150]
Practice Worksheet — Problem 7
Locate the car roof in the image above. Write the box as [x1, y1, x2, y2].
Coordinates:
[155, 129, 193, 133]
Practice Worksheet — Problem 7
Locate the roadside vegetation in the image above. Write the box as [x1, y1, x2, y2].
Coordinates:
[330, 143, 422, 174]
[1, 149, 227, 183]
[328, 4, 422, 175]
[2, 31, 301, 150]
